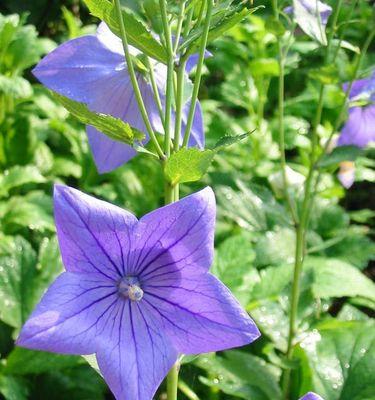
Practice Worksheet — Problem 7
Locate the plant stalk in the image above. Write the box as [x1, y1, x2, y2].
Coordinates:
[272, 0, 298, 225]
[167, 361, 180, 400]
[281, 1, 344, 397]
[182, 0, 213, 147]
[113, 0, 164, 159]
[159, 0, 175, 158]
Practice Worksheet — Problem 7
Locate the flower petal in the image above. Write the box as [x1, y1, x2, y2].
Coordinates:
[86, 73, 152, 173]
[54, 185, 137, 280]
[33, 35, 123, 104]
[182, 99, 205, 149]
[142, 272, 260, 354]
[132, 187, 215, 277]
[299, 392, 324, 400]
[17, 272, 118, 354]
[338, 105, 375, 148]
[96, 301, 178, 400]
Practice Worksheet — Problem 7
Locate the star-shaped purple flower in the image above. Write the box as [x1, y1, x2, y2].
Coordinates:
[338, 71, 375, 149]
[299, 392, 324, 400]
[33, 23, 204, 173]
[17, 185, 260, 400]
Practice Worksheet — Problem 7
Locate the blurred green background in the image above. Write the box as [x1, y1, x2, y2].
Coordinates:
[0, 1, 374, 399]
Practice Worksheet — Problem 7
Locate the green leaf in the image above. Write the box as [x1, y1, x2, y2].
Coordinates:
[249, 58, 280, 77]
[309, 65, 339, 85]
[31, 366, 107, 400]
[1, 191, 54, 233]
[164, 148, 215, 185]
[0, 166, 45, 198]
[0, 236, 38, 328]
[265, 17, 286, 36]
[54, 93, 144, 145]
[212, 234, 258, 306]
[82, 0, 167, 63]
[296, 321, 375, 400]
[0, 375, 29, 400]
[181, 6, 263, 52]
[250, 264, 294, 302]
[317, 146, 363, 167]
[0, 76, 32, 99]
[0, 235, 62, 329]
[4, 348, 81, 375]
[255, 228, 296, 267]
[196, 351, 281, 400]
[305, 257, 375, 302]
[212, 131, 253, 150]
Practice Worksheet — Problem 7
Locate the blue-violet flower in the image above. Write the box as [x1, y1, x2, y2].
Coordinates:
[17, 185, 260, 400]
[33, 23, 205, 173]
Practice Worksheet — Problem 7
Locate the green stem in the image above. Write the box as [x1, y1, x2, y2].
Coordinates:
[146, 56, 165, 128]
[113, 0, 164, 159]
[159, 0, 175, 158]
[272, 0, 298, 225]
[182, 0, 213, 147]
[164, 179, 180, 398]
[167, 362, 180, 400]
[281, 1, 344, 397]
[174, 57, 188, 152]
[174, 1, 187, 53]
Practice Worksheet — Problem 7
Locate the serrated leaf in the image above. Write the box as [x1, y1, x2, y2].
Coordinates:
[0, 236, 38, 328]
[2, 191, 54, 233]
[164, 148, 215, 185]
[82, 0, 167, 63]
[54, 93, 144, 145]
[317, 145, 363, 167]
[181, 6, 263, 52]
[0, 76, 32, 99]
[296, 321, 375, 400]
[212, 234, 258, 306]
[213, 131, 253, 150]
[0, 166, 45, 198]
[196, 351, 281, 400]
[305, 257, 375, 302]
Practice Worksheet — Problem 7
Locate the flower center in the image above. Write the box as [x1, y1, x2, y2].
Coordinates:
[117, 276, 144, 302]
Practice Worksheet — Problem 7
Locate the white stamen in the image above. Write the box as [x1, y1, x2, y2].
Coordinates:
[118, 276, 144, 302]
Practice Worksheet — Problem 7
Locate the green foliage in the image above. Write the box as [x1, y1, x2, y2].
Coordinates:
[54, 93, 144, 145]
[82, 0, 167, 63]
[295, 321, 375, 400]
[165, 148, 215, 185]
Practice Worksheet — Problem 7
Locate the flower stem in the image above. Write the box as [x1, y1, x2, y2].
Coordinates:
[167, 361, 180, 400]
[281, 1, 344, 397]
[272, 0, 298, 225]
[164, 179, 180, 397]
[113, 0, 164, 159]
[174, 56, 188, 152]
[159, 0, 175, 158]
[182, 0, 213, 147]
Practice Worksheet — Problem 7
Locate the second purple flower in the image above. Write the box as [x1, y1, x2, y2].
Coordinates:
[33, 23, 205, 173]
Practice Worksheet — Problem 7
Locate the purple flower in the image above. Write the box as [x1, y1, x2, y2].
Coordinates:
[338, 72, 375, 148]
[33, 23, 205, 173]
[17, 185, 260, 400]
[299, 392, 324, 400]
[285, 0, 332, 44]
